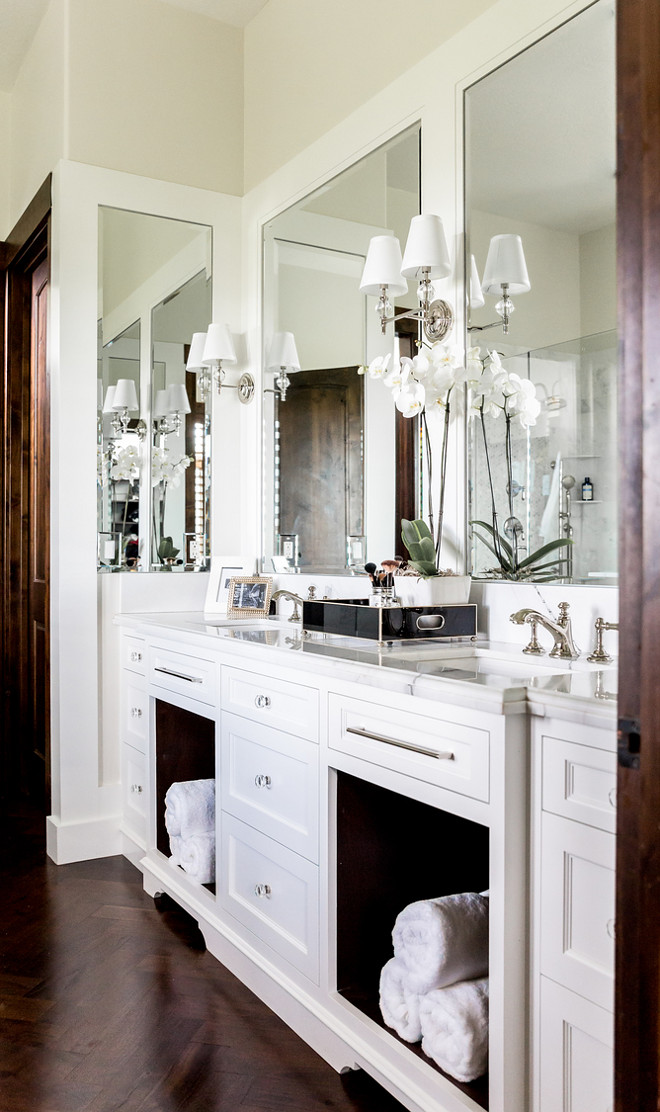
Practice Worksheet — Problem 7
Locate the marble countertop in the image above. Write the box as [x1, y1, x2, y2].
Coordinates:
[116, 611, 617, 722]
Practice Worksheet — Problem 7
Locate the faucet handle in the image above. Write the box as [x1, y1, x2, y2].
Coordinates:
[307, 585, 317, 600]
[557, 601, 571, 625]
[587, 616, 618, 664]
[522, 616, 546, 656]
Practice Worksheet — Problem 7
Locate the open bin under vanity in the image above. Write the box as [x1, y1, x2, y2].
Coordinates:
[335, 771, 490, 1109]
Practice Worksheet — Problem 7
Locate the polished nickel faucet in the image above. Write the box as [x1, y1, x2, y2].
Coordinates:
[509, 601, 580, 659]
[271, 589, 305, 622]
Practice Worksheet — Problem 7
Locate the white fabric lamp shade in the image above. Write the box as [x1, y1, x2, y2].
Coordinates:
[481, 234, 531, 295]
[267, 332, 301, 370]
[167, 383, 191, 414]
[112, 378, 139, 412]
[102, 385, 116, 413]
[202, 323, 236, 365]
[186, 331, 208, 371]
[401, 215, 451, 280]
[359, 235, 407, 297]
[153, 389, 170, 418]
[469, 255, 485, 309]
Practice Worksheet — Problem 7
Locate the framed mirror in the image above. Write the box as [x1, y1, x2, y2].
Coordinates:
[261, 124, 421, 575]
[465, 0, 616, 584]
[97, 206, 212, 571]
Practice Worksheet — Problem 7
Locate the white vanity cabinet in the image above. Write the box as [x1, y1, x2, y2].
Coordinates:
[531, 714, 616, 1112]
[119, 633, 148, 850]
[116, 614, 616, 1112]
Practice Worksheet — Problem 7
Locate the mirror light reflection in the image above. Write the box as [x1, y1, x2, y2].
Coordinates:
[97, 207, 212, 571]
[465, 0, 617, 584]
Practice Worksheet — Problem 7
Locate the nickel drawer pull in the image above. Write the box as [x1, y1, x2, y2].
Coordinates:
[254, 883, 272, 898]
[255, 694, 271, 708]
[254, 774, 272, 788]
[154, 666, 203, 683]
[346, 725, 454, 761]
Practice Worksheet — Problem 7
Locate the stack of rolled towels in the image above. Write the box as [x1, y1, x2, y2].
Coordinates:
[164, 779, 216, 885]
[379, 891, 489, 1084]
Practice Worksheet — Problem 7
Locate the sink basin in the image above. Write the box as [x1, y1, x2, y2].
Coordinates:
[351, 642, 605, 678]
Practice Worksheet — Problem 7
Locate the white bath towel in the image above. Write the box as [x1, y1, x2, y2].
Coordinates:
[168, 833, 183, 865]
[164, 779, 215, 840]
[419, 978, 489, 1083]
[392, 892, 489, 994]
[379, 957, 423, 1042]
[177, 831, 215, 885]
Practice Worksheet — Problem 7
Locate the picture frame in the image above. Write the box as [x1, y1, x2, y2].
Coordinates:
[226, 576, 273, 620]
[204, 556, 255, 616]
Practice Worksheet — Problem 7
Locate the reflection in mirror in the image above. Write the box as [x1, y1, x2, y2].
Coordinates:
[262, 125, 420, 574]
[465, 0, 616, 584]
[97, 206, 212, 571]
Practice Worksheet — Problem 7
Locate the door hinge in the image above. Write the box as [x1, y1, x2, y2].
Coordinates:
[617, 716, 641, 770]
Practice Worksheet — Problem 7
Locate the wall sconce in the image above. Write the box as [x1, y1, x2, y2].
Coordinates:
[468, 233, 530, 335]
[187, 327, 255, 405]
[267, 332, 300, 402]
[359, 214, 454, 342]
[153, 383, 191, 436]
[104, 378, 146, 438]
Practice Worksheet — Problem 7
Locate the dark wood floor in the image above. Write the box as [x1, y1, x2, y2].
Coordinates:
[0, 804, 407, 1112]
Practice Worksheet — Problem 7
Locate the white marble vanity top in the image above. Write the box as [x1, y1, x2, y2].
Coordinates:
[117, 610, 617, 722]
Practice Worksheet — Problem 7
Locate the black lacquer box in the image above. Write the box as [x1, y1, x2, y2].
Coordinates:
[302, 599, 477, 643]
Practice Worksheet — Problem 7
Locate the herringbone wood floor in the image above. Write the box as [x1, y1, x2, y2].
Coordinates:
[0, 804, 406, 1112]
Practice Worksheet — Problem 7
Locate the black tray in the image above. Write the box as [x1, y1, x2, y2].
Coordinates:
[302, 598, 477, 643]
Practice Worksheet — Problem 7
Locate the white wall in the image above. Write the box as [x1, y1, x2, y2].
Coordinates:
[580, 222, 616, 336]
[0, 91, 9, 235]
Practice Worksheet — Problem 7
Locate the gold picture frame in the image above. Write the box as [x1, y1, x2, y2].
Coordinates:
[226, 575, 273, 620]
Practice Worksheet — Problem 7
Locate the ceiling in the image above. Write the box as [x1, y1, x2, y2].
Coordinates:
[0, 0, 268, 92]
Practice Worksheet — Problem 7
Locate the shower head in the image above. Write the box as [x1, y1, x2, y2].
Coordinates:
[562, 474, 576, 491]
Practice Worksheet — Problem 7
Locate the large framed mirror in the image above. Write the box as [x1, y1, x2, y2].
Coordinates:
[261, 124, 421, 575]
[97, 206, 212, 571]
[465, 0, 616, 585]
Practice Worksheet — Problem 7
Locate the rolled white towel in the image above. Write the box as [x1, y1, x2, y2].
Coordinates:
[177, 832, 215, 885]
[379, 957, 423, 1043]
[392, 892, 489, 994]
[419, 978, 489, 1083]
[168, 833, 183, 865]
[164, 779, 215, 840]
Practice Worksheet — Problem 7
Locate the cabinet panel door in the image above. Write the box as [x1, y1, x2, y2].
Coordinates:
[541, 812, 615, 1009]
[542, 737, 616, 833]
[121, 634, 146, 676]
[221, 712, 319, 861]
[219, 814, 319, 982]
[539, 977, 613, 1112]
[121, 742, 148, 846]
[122, 678, 148, 753]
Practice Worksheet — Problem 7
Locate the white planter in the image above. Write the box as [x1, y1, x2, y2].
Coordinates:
[394, 575, 472, 607]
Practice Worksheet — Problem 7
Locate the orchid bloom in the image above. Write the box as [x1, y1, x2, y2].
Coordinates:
[366, 353, 391, 379]
[395, 380, 426, 418]
[382, 362, 410, 392]
[504, 373, 541, 427]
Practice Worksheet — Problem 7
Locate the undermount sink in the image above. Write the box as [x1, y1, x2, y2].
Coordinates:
[359, 642, 607, 678]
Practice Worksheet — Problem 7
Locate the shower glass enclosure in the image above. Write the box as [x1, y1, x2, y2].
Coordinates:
[468, 330, 617, 584]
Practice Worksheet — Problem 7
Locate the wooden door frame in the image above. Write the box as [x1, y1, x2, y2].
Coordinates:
[615, 2, 660, 1108]
[1, 177, 51, 808]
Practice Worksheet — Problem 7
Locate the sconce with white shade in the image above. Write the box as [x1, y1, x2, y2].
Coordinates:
[107, 378, 146, 438]
[153, 383, 191, 436]
[359, 214, 454, 342]
[187, 326, 255, 404]
[469, 233, 530, 334]
[267, 332, 301, 402]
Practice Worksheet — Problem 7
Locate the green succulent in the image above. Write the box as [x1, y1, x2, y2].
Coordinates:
[157, 536, 180, 563]
[400, 518, 440, 578]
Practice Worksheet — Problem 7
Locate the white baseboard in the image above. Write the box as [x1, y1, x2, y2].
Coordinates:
[46, 813, 123, 864]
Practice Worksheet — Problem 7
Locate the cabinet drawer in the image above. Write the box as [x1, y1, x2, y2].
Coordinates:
[221, 666, 318, 741]
[122, 679, 148, 753]
[538, 977, 613, 1112]
[221, 712, 319, 861]
[328, 694, 489, 801]
[121, 634, 146, 675]
[219, 814, 319, 982]
[543, 737, 616, 832]
[540, 811, 615, 1010]
[149, 645, 217, 706]
[121, 742, 148, 845]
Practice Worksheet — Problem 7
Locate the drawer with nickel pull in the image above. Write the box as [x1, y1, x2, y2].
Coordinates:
[221, 666, 318, 741]
[122, 634, 147, 676]
[328, 694, 490, 801]
[542, 736, 616, 834]
[221, 712, 319, 861]
[219, 813, 319, 982]
[148, 644, 218, 706]
[121, 742, 148, 845]
[122, 680, 148, 753]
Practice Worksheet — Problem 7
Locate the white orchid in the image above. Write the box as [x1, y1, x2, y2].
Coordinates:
[109, 442, 141, 482]
[395, 379, 426, 418]
[366, 353, 391, 379]
[152, 446, 192, 488]
[382, 362, 410, 392]
[504, 372, 541, 427]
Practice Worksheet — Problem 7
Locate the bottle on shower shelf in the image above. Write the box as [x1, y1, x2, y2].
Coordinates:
[581, 477, 594, 501]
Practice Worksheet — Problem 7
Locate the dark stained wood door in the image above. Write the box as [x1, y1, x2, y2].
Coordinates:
[277, 367, 363, 568]
[615, 1, 660, 1108]
[28, 258, 50, 802]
